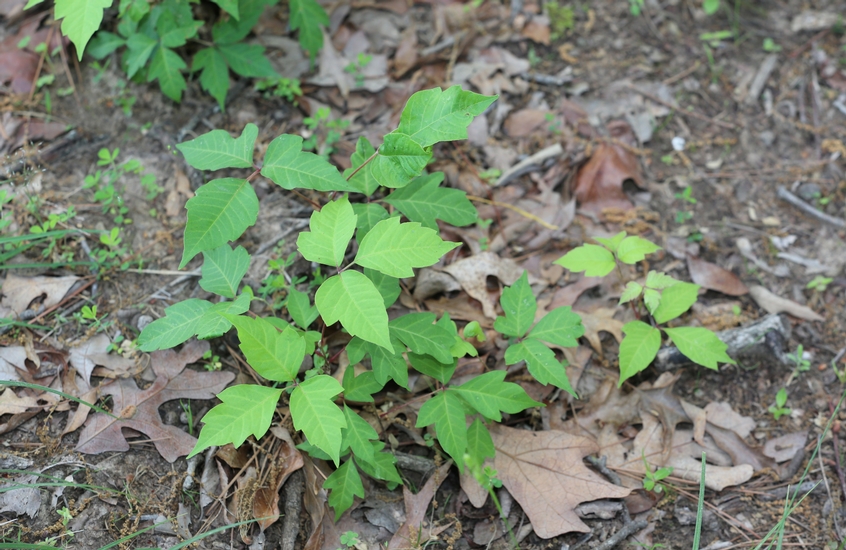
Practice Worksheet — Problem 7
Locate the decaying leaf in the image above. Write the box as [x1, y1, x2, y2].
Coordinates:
[302, 454, 341, 550]
[687, 256, 748, 296]
[254, 426, 305, 532]
[68, 333, 137, 384]
[748, 285, 824, 322]
[76, 340, 234, 462]
[0, 387, 40, 416]
[0, 472, 40, 518]
[0, 274, 80, 316]
[442, 252, 524, 319]
[573, 121, 643, 213]
[388, 461, 453, 549]
[575, 307, 623, 355]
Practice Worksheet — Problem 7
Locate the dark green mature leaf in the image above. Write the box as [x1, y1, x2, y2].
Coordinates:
[664, 327, 734, 369]
[407, 353, 456, 385]
[465, 418, 495, 467]
[342, 366, 384, 402]
[453, 371, 541, 421]
[156, 10, 201, 48]
[618, 320, 661, 384]
[529, 306, 584, 347]
[54, 0, 112, 60]
[286, 287, 318, 329]
[341, 405, 379, 465]
[416, 390, 467, 470]
[177, 123, 257, 170]
[189, 384, 283, 458]
[148, 46, 187, 101]
[212, 0, 277, 44]
[324, 459, 364, 520]
[389, 313, 454, 364]
[396, 86, 498, 147]
[355, 217, 459, 278]
[364, 268, 400, 308]
[316, 271, 392, 350]
[289, 0, 328, 60]
[555, 244, 616, 277]
[195, 293, 251, 339]
[137, 299, 211, 351]
[296, 196, 356, 267]
[181, 178, 259, 268]
[125, 32, 157, 78]
[356, 442, 402, 486]
[365, 340, 408, 389]
[653, 282, 699, 324]
[344, 137, 380, 197]
[218, 43, 277, 78]
[192, 47, 230, 110]
[199, 244, 250, 298]
[384, 172, 477, 230]
[210, 0, 238, 19]
[504, 338, 575, 396]
[261, 134, 357, 192]
[87, 31, 125, 60]
[291, 375, 346, 464]
[493, 272, 536, 338]
[369, 133, 432, 189]
[226, 315, 305, 382]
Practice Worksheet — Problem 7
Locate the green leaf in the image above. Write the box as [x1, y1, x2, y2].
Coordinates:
[189, 384, 283, 458]
[464, 321, 486, 342]
[86, 31, 125, 60]
[438, 313, 477, 358]
[453, 371, 541, 422]
[346, 337, 367, 366]
[54, 0, 112, 59]
[504, 338, 576, 396]
[351, 203, 389, 241]
[341, 405, 379, 465]
[356, 442, 402, 486]
[645, 270, 678, 290]
[324, 459, 364, 520]
[369, 133, 432, 189]
[227, 316, 305, 382]
[125, 32, 157, 79]
[342, 366, 384, 402]
[316, 271, 392, 350]
[181, 178, 259, 268]
[616, 236, 661, 264]
[193, 47, 230, 110]
[389, 313, 454, 364]
[177, 123, 257, 170]
[296, 196, 355, 268]
[643, 288, 661, 315]
[148, 46, 187, 102]
[555, 244, 616, 277]
[703, 0, 719, 15]
[291, 375, 346, 465]
[593, 231, 626, 253]
[416, 391, 467, 470]
[663, 327, 734, 369]
[652, 282, 699, 324]
[286, 287, 318, 329]
[137, 299, 212, 351]
[156, 10, 201, 48]
[195, 293, 251, 339]
[289, 0, 328, 60]
[619, 282, 643, 305]
[493, 272, 536, 338]
[365, 340, 408, 389]
[218, 43, 277, 78]
[395, 86, 498, 147]
[355, 217, 459, 278]
[619, 320, 661, 384]
[261, 134, 356, 192]
[408, 353, 457, 385]
[199, 244, 250, 298]
[384, 172, 478, 230]
[528, 305, 584, 347]
[465, 418, 495, 466]
[344, 137, 379, 196]
[364, 268, 400, 308]
[212, 0, 277, 44]
[210, 0, 238, 19]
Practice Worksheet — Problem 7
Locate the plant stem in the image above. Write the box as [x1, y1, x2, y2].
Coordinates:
[345, 151, 378, 181]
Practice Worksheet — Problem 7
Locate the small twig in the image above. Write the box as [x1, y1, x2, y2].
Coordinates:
[776, 186, 846, 228]
[663, 61, 701, 86]
[467, 195, 558, 230]
[625, 85, 735, 129]
[586, 455, 622, 486]
[421, 36, 455, 56]
[494, 143, 563, 187]
[592, 520, 649, 550]
[521, 72, 571, 87]
[345, 151, 378, 181]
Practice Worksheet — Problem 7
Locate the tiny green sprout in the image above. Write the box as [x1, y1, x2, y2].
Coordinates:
[702, 0, 719, 14]
[762, 38, 782, 52]
[806, 276, 832, 292]
[674, 186, 697, 204]
[732, 304, 741, 316]
[660, 154, 674, 165]
[57, 506, 73, 524]
[464, 320, 486, 342]
[339, 531, 361, 548]
[478, 168, 501, 183]
[642, 455, 673, 493]
[527, 47, 541, 67]
[788, 344, 811, 377]
[769, 387, 791, 420]
[675, 211, 693, 224]
[81, 305, 98, 322]
[629, 0, 645, 16]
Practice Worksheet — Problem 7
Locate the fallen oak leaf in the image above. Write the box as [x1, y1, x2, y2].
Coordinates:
[76, 340, 234, 463]
[0, 387, 40, 416]
[388, 461, 453, 549]
[253, 426, 305, 532]
[575, 307, 623, 356]
[573, 121, 643, 214]
[687, 256, 748, 296]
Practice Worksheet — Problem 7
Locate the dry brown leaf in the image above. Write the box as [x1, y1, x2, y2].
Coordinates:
[254, 426, 305, 532]
[704, 401, 755, 438]
[687, 256, 748, 296]
[549, 276, 602, 309]
[0, 274, 80, 316]
[575, 307, 623, 355]
[573, 122, 642, 213]
[75, 340, 234, 462]
[393, 25, 418, 77]
[503, 109, 548, 137]
[763, 432, 807, 463]
[486, 424, 630, 537]
[442, 252, 524, 319]
[388, 461, 453, 549]
[302, 455, 340, 550]
[68, 333, 136, 384]
[522, 19, 550, 44]
[0, 346, 28, 381]
[0, 387, 40, 416]
[748, 285, 824, 321]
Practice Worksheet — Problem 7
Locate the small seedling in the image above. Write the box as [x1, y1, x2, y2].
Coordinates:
[660, 154, 674, 166]
[547, 1, 575, 39]
[762, 38, 782, 52]
[674, 186, 697, 204]
[202, 349, 222, 371]
[629, 0, 645, 16]
[787, 345, 811, 380]
[478, 168, 501, 184]
[339, 531, 361, 548]
[769, 387, 791, 420]
[344, 53, 372, 88]
[256, 77, 303, 104]
[806, 276, 832, 292]
[642, 456, 673, 493]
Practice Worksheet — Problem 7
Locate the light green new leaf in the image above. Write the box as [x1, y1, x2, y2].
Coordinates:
[296, 196, 356, 267]
[465, 418, 495, 467]
[416, 390, 467, 470]
[528, 305, 584, 347]
[148, 46, 187, 102]
[289, 0, 328, 60]
[384, 172, 477, 230]
[195, 293, 251, 339]
[181, 178, 259, 268]
[286, 287, 318, 329]
[645, 270, 678, 290]
[356, 442, 402, 486]
[653, 282, 699, 324]
[54, 0, 112, 59]
[199, 244, 250, 298]
[453, 371, 541, 422]
[346, 337, 367, 365]
[342, 367, 384, 403]
[193, 47, 230, 110]
[176, 123, 257, 170]
[344, 137, 380, 197]
[365, 340, 408, 389]
[364, 268, 400, 308]
[324, 459, 364, 520]
[664, 327, 734, 369]
[438, 313, 477, 358]
[189, 384, 283, 458]
[408, 353, 456, 385]
[227, 315, 305, 382]
[137, 299, 211, 351]
[616, 235, 661, 264]
[493, 272, 536, 338]
[261, 134, 356, 192]
[389, 313, 454, 364]
[593, 231, 626, 253]
[291, 375, 346, 465]
[396, 86, 497, 147]
[341, 405, 379, 465]
[351, 203, 389, 241]
[619, 282, 643, 305]
[555, 244, 616, 277]
[619, 320, 661, 385]
[369, 133, 431, 189]
[219, 43, 277, 78]
[504, 338, 576, 396]
[355, 216, 459, 278]
[316, 271, 392, 350]
[643, 288, 661, 315]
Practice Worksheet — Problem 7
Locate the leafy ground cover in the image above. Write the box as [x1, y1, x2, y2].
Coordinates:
[2, 0, 846, 549]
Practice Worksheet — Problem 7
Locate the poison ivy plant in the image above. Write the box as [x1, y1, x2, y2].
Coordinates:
[556, 231, 734, 384]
